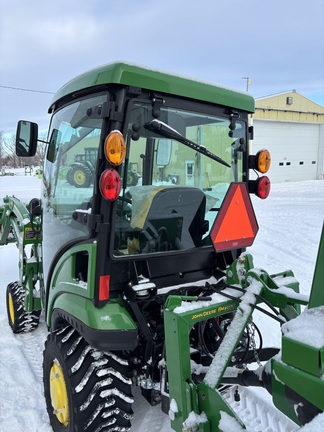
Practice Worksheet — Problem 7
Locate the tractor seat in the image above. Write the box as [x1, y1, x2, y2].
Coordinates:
[130, 186, 207, 252]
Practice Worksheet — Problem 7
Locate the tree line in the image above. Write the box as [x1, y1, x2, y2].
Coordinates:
[0, 130, 47, 170]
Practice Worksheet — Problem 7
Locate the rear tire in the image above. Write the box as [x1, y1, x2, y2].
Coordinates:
[69, 165, 92, 188]
[43, 326, 133, 432]
[6, 281, 41, 333]
[127, 171, 139, 186]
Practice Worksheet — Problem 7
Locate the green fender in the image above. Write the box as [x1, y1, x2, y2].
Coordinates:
[50, 292, 138, 351]
[46, 241, 138, 350]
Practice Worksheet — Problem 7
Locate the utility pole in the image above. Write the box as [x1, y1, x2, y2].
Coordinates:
[242, 77, 251, 92]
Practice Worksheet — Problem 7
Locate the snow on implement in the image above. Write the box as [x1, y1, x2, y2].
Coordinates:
[164, 217, 324, 431]
[0, 62, 322, 431]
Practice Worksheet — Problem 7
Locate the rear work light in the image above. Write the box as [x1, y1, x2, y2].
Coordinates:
[104, 130, 126, 166]
[99, 168, 121, 201]
[249, 176, 271, 199]
[249, 149, 271, 174]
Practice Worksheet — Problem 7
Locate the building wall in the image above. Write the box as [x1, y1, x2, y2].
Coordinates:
[251, 91, 324, 182]
[252, 119, 323, 182]
[254, 91, 324, 123]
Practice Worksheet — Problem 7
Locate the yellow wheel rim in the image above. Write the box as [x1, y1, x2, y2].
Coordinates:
[8, 293, 15, 324]
[50, 360, 69, 426]
[74, 170, 85, 185]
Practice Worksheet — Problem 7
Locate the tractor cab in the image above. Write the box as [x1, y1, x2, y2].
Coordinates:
[19, 95, 268, 303]
[15, 63, 271, 306]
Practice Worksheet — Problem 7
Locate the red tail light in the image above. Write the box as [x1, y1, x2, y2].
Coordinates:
[249, 176, 271, 199]
[99, 275, 110, 301]
[99, 168, 121, 201]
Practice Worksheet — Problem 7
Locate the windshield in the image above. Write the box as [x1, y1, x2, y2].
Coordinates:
[114, 101, 247, 256]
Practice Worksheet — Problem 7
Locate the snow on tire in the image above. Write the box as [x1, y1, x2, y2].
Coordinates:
[6, 281, 41, 333]
[43, 325, 134, 432]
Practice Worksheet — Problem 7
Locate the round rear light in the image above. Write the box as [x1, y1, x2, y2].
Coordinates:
[257, 176, 271, 199]
[104, 131, 126, 166]
[248, 176, 271, 199]
[249, 149, 271, 174]
[256, 149, 271, 173]
[99, 168, 121, 201]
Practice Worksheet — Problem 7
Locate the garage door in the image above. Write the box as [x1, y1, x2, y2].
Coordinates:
[252, 120, 319, 183]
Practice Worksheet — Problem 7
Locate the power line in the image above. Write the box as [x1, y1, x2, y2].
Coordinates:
[0, 85, 55, 95]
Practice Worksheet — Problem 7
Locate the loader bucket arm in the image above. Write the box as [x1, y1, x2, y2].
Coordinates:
[0, 196, 42, 312]
[0, 196, 31, 245]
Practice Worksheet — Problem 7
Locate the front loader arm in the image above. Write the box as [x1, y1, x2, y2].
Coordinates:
[0, 196, 30, 245]
[0, 196, 42, 312]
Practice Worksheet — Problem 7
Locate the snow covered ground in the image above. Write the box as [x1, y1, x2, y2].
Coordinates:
[0, 173, 323, 432]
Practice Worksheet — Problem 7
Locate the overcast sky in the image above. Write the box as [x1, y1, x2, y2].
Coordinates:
[1, 0, 323, 135]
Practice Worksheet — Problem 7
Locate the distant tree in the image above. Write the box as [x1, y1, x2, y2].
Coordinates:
[2, 133, 19, 168]
[34, 131, 48, 168]
[0, 130, 48, 170]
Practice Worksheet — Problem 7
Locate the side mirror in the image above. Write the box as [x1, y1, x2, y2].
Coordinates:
[156, 139, 172, 166]
[16, 120, 38, 157]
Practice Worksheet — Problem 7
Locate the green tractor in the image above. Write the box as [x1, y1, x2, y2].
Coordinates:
[1, 62, 322, 431]
[66, 146, 98, 188]
[66, 146, 139, 188]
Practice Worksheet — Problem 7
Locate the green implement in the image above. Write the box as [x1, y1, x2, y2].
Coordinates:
[164, 225, 324, 431]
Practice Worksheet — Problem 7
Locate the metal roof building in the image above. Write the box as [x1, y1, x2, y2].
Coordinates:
[251, 90, 324, 182]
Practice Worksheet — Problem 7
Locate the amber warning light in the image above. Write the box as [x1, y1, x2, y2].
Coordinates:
[210, 183, 258, 252]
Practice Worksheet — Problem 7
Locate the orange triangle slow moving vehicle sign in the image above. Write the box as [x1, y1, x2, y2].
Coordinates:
[210, 183, 259, 252]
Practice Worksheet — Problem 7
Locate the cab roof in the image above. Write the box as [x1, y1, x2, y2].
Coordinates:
[50, 62, 255, 113]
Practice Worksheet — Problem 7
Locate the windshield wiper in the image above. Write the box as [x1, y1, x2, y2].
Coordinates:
[144, 119, 231, 168]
